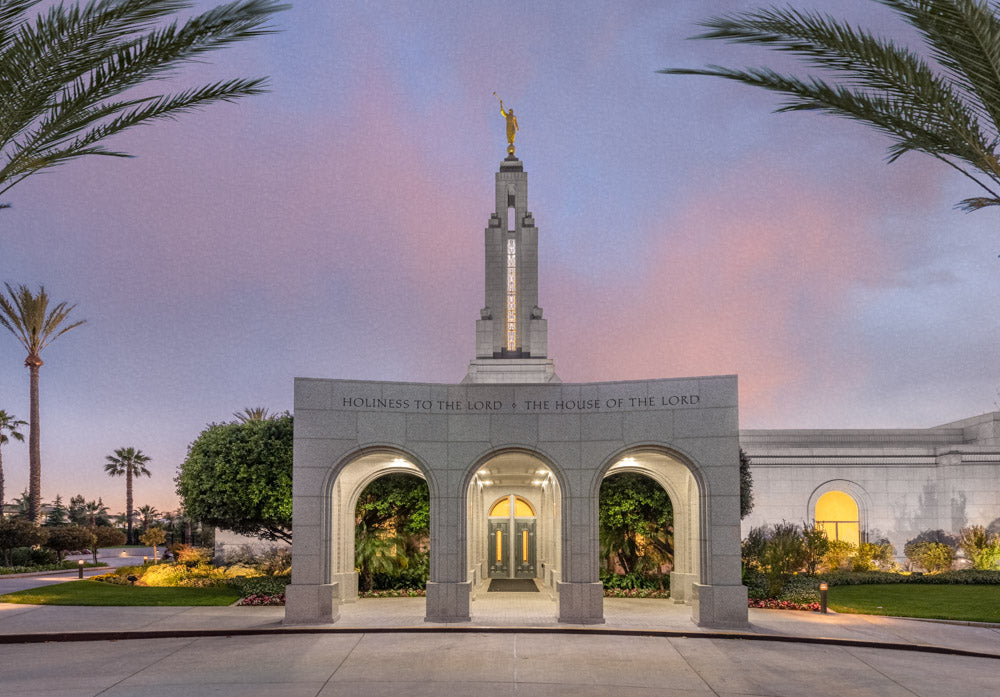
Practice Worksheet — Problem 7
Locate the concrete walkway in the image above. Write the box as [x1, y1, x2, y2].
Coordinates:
[1, 584, 999, 696]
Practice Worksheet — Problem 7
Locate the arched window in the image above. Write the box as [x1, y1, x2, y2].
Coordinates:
[489, 495, 535, 517]
[815, 491, 860, 547]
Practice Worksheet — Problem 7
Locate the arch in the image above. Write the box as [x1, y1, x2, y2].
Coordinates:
[463, 446, 567, 598]
[320, 445, 437, 603]
[489, 495, 536, 518]
[807, 479, 872, 545]
[593, 445, 706, 607]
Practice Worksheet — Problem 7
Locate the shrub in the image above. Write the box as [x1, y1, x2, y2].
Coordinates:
[43, 525, 95, 561]
[822, 540, 855, 571]
[760, 522, 807, 597]
[852, 542, 895, 572]
[222, 545, 291, 576]
[959, 525, 1000, 570]
[0, 519, 48, 566]
[9, 545, 57, 567]
[170, 544, 213, 567]
[228, 574, 290, 598]
[741, 526, 767, 573]
[801, 525, 830, 574]
[599, 569, 666, 591]
[906, 540, 955, 572]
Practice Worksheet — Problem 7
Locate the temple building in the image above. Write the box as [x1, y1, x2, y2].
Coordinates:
[283, 127, 999, 630]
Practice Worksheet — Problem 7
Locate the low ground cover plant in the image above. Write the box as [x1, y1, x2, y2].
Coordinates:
[91, 545, 292, 603]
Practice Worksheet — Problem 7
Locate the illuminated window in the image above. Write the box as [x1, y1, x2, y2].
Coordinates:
[815, 491, 860, 547]
[506, 237, 516, 351]
[489, 495, 536, 518]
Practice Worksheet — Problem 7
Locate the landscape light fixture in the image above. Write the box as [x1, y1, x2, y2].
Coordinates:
[78, 559, 84, 579]
[819, 582, 829, 614]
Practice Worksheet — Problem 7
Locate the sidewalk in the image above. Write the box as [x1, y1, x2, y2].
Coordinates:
[1, 597, 998, 697]
[1, 590, 999, 658]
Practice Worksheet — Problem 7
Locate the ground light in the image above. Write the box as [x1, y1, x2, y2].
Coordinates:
[77, 560, 84, 579]
[819, 582, 828, 614]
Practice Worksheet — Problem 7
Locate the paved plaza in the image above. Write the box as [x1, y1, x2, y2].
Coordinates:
[1, 572, 999, 697]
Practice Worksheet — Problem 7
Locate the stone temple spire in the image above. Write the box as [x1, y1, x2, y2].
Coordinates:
[464, 152, 559, 384]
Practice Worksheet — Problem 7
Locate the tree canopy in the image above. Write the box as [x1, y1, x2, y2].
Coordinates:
[176, 414, 292, 542]
[599, 473, 673, 577]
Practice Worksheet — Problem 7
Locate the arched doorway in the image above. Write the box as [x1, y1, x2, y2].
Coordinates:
[465, 449, 563, 606]
[325, 450, 429, 603]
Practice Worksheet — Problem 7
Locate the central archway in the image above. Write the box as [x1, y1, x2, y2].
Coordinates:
[464, 448, 564, 619]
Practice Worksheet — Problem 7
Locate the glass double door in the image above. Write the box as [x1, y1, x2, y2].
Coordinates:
[488, 518, 536, 579]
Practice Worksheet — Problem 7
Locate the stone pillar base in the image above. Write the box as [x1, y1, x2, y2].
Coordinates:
[557, 581, 604, 624]
[670, 572, 696, 605]
[425, 581, 471, 622]
[331, 572, 359, 602]
[283, 583, 339, 625]
[691, 583, 748, 628]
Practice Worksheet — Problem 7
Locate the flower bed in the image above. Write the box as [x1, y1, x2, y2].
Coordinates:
[237, 593, 286, 606]
[603, 588, 670, 599]
[748, 599, 821, 611]
[359, 588, 426, 598]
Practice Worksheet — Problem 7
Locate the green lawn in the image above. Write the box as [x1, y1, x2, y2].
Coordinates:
[0, 581, 242, 606]
[828, 584, 1000, 623]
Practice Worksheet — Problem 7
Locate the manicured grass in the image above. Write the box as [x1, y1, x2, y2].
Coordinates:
[0, 581, 241, 606]
[828, 584, 1000, 623]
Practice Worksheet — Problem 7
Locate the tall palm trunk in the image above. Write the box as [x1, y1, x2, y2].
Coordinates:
[27, 357, 41, 524]
[126, 468, 133, 544]
[0, 446, 5, 519]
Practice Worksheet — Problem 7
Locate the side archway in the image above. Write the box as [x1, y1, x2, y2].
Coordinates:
[594, 448, 703, 606]
[323, 448, 433, 602]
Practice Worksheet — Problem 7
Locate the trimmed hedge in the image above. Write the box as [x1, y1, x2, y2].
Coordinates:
[821, 569, 1000, 586]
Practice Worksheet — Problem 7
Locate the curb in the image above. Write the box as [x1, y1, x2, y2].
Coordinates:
[0, 625, 998, 659]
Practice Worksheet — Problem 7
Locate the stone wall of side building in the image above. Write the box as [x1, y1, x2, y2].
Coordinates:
[740, 411, 1000, 560]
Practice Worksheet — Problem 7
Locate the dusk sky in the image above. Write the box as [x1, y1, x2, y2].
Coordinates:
[2, 0, 998, 516]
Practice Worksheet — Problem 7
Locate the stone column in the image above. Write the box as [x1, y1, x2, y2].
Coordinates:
[557, 492, 604, 624]
[425, 489, 471, 622]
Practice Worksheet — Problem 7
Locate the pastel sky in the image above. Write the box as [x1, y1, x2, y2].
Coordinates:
[2, 0, 997, 515]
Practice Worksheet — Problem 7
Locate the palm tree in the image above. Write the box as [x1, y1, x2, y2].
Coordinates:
[0, 285, 85, 523]
[103, 447, 151, 544]
[233, 406, 273, 422]
[84, 498, 109, 527]
[0, 410, 26, 517]
[664, 0, 1000, 212]
[0, 0, 287, 207]
[135, 504, 159, 533]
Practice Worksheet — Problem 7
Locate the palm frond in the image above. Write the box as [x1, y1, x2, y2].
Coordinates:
[0, 0, 287, 199]
[665, 0, 1000, 211]
[879, 0, 1000, 139]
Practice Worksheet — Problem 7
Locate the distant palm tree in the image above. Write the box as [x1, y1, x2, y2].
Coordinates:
[0, 284, 85, 522]
[233, 406, 273, 422]
[103, 447, 151, 544]
[135, 504, 160, 533]
[0, 410, 26, 517]
[11, 490, 30, 519]
[84, 498, 109, 527]
[664, 0, 1000, 212]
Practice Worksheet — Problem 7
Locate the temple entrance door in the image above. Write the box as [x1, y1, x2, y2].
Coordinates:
[488, 519, 510, 578]
[514, 519, 536, 578]
[487, 494, 537, 579]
